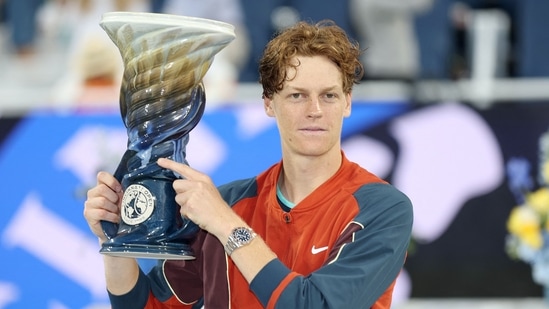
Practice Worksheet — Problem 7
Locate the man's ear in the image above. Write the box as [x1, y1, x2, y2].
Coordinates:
[264, 97, 275, 117]
[344, 93, 352, 118]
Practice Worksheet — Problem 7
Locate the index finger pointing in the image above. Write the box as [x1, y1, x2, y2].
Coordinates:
[157, 157, 196, 179]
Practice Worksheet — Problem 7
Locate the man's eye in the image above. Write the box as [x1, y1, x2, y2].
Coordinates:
[324, 93, 338, 101]
[291, 93, 302, 99]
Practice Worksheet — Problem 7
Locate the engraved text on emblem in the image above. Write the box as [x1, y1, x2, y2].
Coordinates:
[121, 184, 155, 225]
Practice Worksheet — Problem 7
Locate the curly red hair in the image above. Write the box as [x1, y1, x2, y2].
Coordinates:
[258, 20, 364, 99]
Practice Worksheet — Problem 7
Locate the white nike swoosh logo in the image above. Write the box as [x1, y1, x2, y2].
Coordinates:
[311, 245, 329, 255]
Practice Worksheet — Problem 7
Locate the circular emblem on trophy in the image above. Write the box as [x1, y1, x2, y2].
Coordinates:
[121, 184, 155, 225]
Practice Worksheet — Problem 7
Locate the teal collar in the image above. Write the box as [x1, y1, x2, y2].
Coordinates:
[276, 184, 296, 209]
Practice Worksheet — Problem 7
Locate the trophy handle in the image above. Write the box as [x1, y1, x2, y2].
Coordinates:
[100, 218, 119, 239]
[101, 148, 136, 239]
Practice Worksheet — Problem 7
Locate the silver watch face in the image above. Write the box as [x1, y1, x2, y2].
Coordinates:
[234, 227, 253, 243]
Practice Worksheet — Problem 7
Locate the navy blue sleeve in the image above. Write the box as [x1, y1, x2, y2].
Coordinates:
[217, 177, 257, 206]
[250, 258, 292, 307]
[108, 267, 150, 309]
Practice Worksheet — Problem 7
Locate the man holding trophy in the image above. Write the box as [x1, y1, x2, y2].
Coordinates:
[84, 12, 413, 309]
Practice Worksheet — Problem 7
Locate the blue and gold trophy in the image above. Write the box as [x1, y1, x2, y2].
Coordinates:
[98, 12, 235, 259]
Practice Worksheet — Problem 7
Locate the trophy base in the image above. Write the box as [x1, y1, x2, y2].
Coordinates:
[100, 243, 196, 260]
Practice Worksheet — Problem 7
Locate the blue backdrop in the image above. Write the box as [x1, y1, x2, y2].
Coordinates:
[0, 101, 407, 308]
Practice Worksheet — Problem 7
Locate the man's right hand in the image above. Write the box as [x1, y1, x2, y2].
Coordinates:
[83, 171, 124, 243]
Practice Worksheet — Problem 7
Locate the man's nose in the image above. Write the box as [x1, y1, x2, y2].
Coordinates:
[307, 97, 322, 118]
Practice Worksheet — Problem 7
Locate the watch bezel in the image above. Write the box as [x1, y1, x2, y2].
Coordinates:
[225, 227, 256, 255]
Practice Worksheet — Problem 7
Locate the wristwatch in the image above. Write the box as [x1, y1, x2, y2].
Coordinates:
[224, 227, 257, 255]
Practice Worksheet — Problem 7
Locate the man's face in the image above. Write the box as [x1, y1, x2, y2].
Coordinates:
[264, 55, 351, 158]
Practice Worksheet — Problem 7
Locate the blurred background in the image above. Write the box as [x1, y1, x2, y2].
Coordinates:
[1, 0, 549, 308]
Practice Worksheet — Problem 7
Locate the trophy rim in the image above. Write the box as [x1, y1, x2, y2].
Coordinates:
[100, 243, 196, 260]
[100, 11, 235, 36]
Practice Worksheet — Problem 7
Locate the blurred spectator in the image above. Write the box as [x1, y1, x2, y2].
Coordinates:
[149, 0, 166, 13]
[414, 0, 456, 79]
[413, 0, 517, 80]
[69, 33, 122, 108]
[0, 1, 5, 23]
[239, 0, 355, 82]
[514, 0, 549, 77]
[286, 0, 355, 40]
[161, 0, 250, 105]
[450, 0, 515, 80]
[49, 0, 148, 109]
[449, 1, 476, 79]
[3, 0, 46, 57]
[349, 0, 433, 81]
[239, 0, 284, 82]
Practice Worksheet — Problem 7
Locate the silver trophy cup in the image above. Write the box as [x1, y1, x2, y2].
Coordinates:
[98, 12, 235, 259]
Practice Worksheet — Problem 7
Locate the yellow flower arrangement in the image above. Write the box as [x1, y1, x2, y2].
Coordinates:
[507, 203, 543, 250]
[543, 160, 549, 184]
[528, 188, 549, 214]
[505, 130, 549, 288]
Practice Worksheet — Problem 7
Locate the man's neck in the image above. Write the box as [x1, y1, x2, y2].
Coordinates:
[278, 150, 343, 205]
